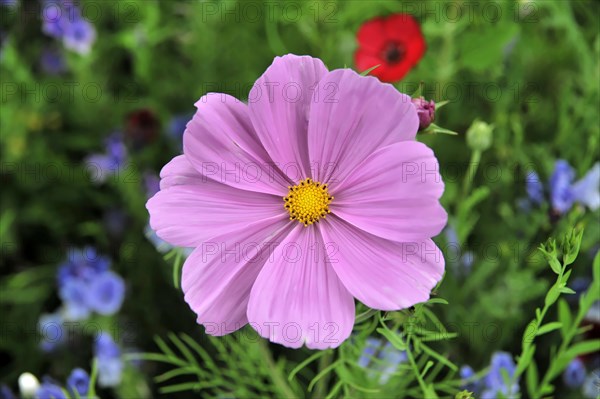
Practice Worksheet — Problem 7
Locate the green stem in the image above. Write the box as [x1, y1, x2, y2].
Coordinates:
[462, 149, 481, 200]
[257, 340, 296, 398]
[313, 350, 333, 399]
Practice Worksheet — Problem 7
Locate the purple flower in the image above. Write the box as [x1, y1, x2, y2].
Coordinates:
[36, 382, 66, 399]
[85, 133, 127, 183]
[94, 335, 123, 388]
[563, 358, 586, 388]
[146, 54, 447, 349]
[526, 170, 544, 205]
[571, 162, 600, 211]
[62, 18, 96, 55]
[66, 368, 89, 397]
[550, 160, 575, 213]
[411, 97, 435, 130]
[38, 312, 65, 352]
[41, 2, 68, 39]
[482, 352, 519, 398]
[40, 48, 66, 75]
[0, 0, 18, 7]
[104, 208, 128, 237]
[88, 271, 125, 316]
[143, 172, 160, 199]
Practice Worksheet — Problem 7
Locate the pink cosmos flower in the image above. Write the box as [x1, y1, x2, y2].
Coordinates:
[146, 54, 447, 349]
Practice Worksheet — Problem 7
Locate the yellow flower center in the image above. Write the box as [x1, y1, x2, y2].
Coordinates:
[283, 178, 333, 227]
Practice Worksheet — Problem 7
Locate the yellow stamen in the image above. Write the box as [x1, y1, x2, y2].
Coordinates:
[283, 178, 333, 227]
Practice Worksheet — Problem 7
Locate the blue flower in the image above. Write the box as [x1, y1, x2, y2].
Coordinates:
[38, 312, 65, 352]
[168, 114, 192, 142]
[40, 48, 66, 75]
[41, 2, 69, 39]
[482, 352, 519, 398]
[59, 278, 91, 321]
[550, 160, 576, 214]
[444, 225, 474, 275]
[571, 162, 600, 211]
[0, 384, 16, 399]
[66, 368, 89, 397]
[36, 382, 66, 399]
[377, 342, 407, 384]
[95, 334, 123, 388]
[583, 369, 600, 399]
[62, 17, 96, 55]
[143, 172, 160, 199]
[85, 133, 127, 183]
[460, 365, 482, 393]
[357, 337, 381, 368]
[357, 338, 407, 384]
[88, 271, 125, 316]
[563, 358, 586, 388]
[0, 0, 18, 7]
[526, 170, 544, 205]
[57, 247, 109, 286]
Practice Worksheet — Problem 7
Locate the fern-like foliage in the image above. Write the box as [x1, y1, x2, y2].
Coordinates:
[127, 331, 303, 398]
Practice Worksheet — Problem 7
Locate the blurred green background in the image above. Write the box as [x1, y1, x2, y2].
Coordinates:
[1, 0, 599, 398]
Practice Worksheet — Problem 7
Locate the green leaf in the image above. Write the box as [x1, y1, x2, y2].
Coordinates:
[536, 322, 562, 336]
[544, 284, 561, 307]
[560, 287, 576, 294]
[460, 23, 519, 72]
[526, 361, 539, 398]
[376, 328, 408, 351]
[563, 228, 583, 266]
[564, 340, 600, 359]
[420, 123, 459, 136]
[419, 343, 458, 371]
[516, 344, 535, 376]
[359, 64, 381, 76]
[557, 299, 572, 338]
[593, 250, 600, 283]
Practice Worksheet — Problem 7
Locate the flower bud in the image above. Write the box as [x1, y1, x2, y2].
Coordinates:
[411, 97, 435, 130]
[466, 120, 493, 151]
[18, 373, 40, 399]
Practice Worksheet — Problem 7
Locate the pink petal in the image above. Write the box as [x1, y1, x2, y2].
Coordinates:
[182, 217, 293, 336]
[307, 69, 418, 184]
[320, 216, 444, 311]
[331, 141, 447, 241]
[184, 93, 290, 196]
[247, 226, 355, 349]
[248, 55, 329, 181]
[146, 156, 286, 247]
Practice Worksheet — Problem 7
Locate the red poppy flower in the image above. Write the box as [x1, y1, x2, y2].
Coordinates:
[355, 13, 426, 83]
